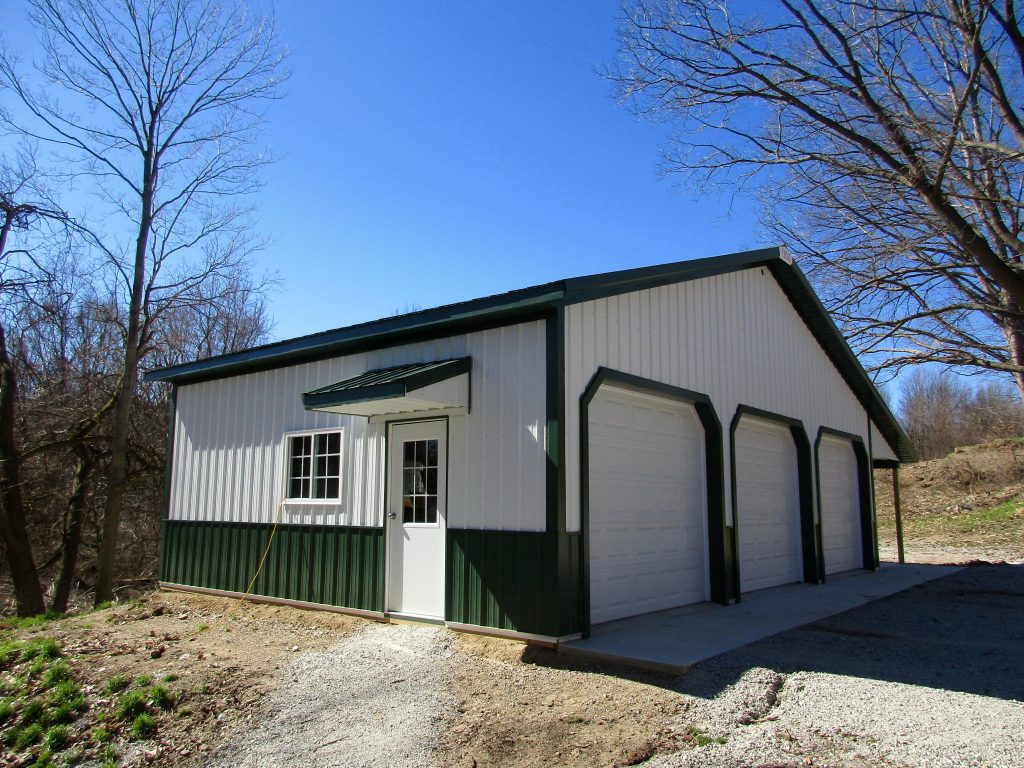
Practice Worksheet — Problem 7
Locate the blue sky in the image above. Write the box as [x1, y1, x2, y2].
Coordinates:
[4, 1, 765, 342]
[256, 1, 763, 339]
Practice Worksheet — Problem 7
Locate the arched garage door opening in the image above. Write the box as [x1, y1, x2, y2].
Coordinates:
[586, 385, 709, 626]
[816, 429, 872, 575]
[732, 410, 814, 594]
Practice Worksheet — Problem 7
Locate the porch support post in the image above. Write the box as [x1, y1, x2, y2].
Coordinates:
[892, 465, 905, 564]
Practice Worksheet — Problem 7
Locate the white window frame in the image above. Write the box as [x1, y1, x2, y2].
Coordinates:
[282, 427, 344, 505]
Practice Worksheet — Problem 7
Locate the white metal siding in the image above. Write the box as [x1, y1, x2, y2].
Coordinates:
[170, 320, 547, 530]
[589, 387, 708, 624]
[870, 421, 899, 462]
[565, 267, 872, 533]
[818, 435, 863, 574]
[734, 416, 802, 592]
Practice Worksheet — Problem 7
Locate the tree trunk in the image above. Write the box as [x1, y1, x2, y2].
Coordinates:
[1002, 309, 1024, 405]
[0, 319, 46, 616]
[94, 147, 155, 605]
[51, 446, 92, 613]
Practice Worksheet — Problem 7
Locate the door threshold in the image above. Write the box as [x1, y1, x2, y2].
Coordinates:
[385, 611, 445, 626]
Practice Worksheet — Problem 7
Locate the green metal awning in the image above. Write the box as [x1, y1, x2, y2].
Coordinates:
[302, 357, 471, 418]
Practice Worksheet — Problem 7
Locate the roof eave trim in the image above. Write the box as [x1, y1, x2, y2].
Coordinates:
[144, 293, 560, 384]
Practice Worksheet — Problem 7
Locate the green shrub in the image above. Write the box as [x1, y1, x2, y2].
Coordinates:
[134, 674, 153, 687]
[114, 690, 147, 720]
[161, 673, 179, 683]
[41, 660, 73, 688]
[46, 680, 80, 706]
[14, 722, 44, 749]
[99, 742, 119, 767]
[43, 724, 69, 751]
[21, 699, 45, 724]
[21, 638, 61, 662]
[0, 697, 14, 724]
[149, 684, 174, 711]
[104, 674, 130, 694]
[0, 639, 23, 668]
[30, 747, 54, 768]
[91, 726, 112, 743]
[130, 712, 156, 739]
[27, 657, 48, 678]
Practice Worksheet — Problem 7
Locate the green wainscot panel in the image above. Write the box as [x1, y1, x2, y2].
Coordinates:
[446, 529, 581, 637]
[160, 520, 384, 613]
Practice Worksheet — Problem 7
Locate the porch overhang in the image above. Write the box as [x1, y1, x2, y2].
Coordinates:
[302, 357, 471, 418]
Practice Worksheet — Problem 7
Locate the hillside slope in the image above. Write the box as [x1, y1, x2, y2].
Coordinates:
[874, 439, 1024, 564]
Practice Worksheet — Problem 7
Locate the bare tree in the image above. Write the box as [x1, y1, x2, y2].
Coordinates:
[1, 0, 286, 603]
[612, 0, 1024, 397]
[0, 147, 70, 616]
[899, 368, 1024, 458]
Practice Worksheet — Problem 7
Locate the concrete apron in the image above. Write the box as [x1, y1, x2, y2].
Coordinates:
[560, 563, 960, 674]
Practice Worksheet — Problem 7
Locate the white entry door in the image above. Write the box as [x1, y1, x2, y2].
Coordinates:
[589, 386, 708, 625]
[735, 416, 803, 593]
[818, 435, 863, 574]
[386, 420, 447, 619]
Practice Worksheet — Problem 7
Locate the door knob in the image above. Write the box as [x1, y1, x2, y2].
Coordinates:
[388, 511, 397, 520]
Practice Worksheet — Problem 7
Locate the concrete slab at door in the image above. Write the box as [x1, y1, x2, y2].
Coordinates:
[588, 386, 708, 625]
[735, 415, 802, 592]
[818, 435, 862, 574]
[387, 420, 447, 619]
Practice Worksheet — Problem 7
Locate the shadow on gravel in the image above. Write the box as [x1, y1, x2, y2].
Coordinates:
[674, 563, 1024, 703]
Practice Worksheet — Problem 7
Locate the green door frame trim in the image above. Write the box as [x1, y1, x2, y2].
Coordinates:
[546, 307, 567, 534]
[813, 427, 878, 575]
[729, 405, 819, 601]
[578, 367, 728, 638]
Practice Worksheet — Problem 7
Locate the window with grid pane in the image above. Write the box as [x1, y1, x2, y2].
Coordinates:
[401, 438, 438, 524]
[286, 431, 341, 500]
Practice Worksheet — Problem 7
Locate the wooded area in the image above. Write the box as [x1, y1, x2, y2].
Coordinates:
[0, 0, 284, 615]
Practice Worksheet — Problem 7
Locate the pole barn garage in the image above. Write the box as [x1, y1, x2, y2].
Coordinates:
[148, 247, 912, 642]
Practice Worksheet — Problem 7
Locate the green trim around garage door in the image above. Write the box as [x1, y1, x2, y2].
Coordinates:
[814, 427, 877, 574]
[160, 520, 385, 612]
[729, 405, 820, 598]
[446, 529, 580, 638]
[579, 368, 728, 638]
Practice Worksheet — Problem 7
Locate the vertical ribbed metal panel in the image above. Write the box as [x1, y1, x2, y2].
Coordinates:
[564, 268, 886, 532]
[870, 421, 898, 461]
[446, 529, 578, 636]
[160, 520, 385, 612]
[169, 319, 547, 531]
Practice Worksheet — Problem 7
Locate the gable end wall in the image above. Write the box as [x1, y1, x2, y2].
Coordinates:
[564, 266, 894, 532]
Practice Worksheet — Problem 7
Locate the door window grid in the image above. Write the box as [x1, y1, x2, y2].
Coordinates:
[402, 438, 438, 524]
[287, 431, 341, 500]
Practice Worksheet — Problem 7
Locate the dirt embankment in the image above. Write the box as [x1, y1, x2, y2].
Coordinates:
[874, 438, 1024, 563]
[2, 591, 364, 766]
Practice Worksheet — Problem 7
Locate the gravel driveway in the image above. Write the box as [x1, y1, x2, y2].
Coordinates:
[652, 563, 1024, 768]
[205, 622, 458, 768]
[203, 564, 1022, 768]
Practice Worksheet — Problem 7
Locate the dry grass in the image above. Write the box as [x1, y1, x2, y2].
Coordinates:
[875, 439, 1024, 562]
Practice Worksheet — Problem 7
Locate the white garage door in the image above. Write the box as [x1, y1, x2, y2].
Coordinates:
[588, 386, 707, 625]
[818, 435, 863, 574]
[735, 416, 802, 592]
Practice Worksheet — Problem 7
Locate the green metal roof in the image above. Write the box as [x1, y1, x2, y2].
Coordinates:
[143, 246, 913, 461]
[301, 357, 471, 411]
